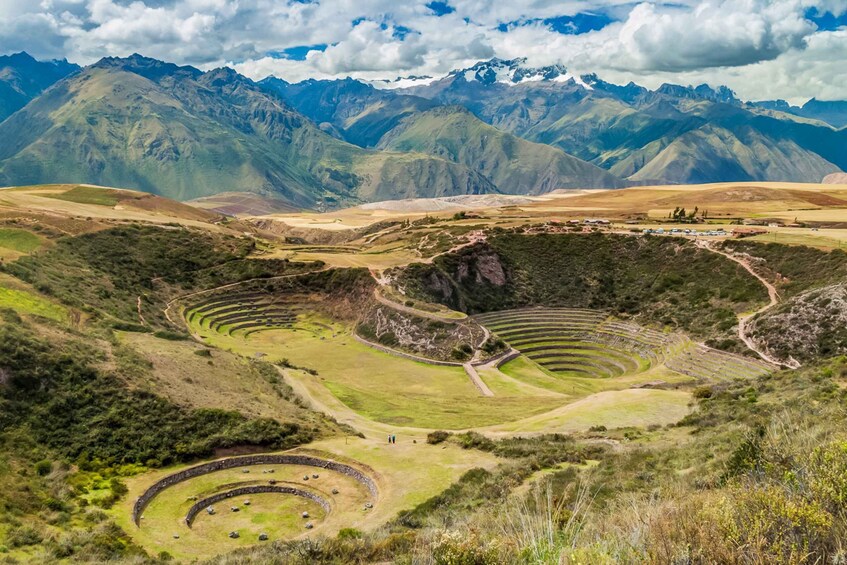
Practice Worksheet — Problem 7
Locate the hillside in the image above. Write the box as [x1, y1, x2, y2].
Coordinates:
[376, 106, 626, 193]
[265, 79, 625, 192]
[0, 54, 842, 205]
[0, 55, 494, 207]
[261, 77, 439, 147]
[396, 232, 767, 340]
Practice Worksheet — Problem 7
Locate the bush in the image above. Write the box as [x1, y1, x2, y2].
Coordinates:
[693, 386, 713, 399]
[337, 528, 363, 540]
[427, 431, 450, 444]
[34, 460, 52, 476]
[455, 432, 496, 451]
[378, 331, 398, 347]
[152, 330, 188, 341]
[7, 525, 43, 548]
[432, 529, 501, 565]
[0, 322, 313, 472]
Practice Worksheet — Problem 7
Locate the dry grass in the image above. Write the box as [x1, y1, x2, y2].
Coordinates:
[117, 332, 323, 425]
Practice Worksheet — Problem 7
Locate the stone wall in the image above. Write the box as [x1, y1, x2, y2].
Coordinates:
[489, 347, 521, 369]
[184, 485, 330, 527]
[133, 454, 377, 526]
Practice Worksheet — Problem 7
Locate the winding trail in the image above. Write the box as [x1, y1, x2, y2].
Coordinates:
[696, 240, 799, 369]
[371, 287, 466, 322]
[136, 296, 147, 326]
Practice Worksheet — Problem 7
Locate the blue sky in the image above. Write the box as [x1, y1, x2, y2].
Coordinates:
[0, 0, 845, 103]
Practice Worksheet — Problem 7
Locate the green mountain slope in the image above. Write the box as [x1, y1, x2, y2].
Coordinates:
[625, 124, 840, 183]
[266, 78, 626, 191]
[377, 106, 626, 193]
[261, 77, 439, 147]
[0, 55, 494, 207]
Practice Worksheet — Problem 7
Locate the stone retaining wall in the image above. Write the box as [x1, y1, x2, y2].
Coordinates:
[184, 485, 330, 527]
[133, 454, 377, 526]
[493, 348, 521, 368]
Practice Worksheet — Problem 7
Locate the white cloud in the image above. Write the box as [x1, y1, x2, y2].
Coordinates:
[0, 0, 843, 102]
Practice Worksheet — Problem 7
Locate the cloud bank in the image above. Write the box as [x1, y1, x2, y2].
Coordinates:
[0, 0, 844, 103]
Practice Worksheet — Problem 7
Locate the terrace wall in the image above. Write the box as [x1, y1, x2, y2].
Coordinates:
[132, 454, 377, 526]
[184, 485, 330, 527]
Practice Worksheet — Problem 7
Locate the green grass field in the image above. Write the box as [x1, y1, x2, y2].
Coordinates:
[0, 228, 42, 255]
[116, 442, 503, 560]
[0, 283, 68, 321]
[188, 313, 563, 429]
[748, 231, 847, 250]
[493, 355, 692, 397]
[42, 185, 123, 206]
[489, 388, 693, 433]
[185, 305, 698, 432]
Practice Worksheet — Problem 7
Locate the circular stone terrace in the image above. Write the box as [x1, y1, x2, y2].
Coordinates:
[131, 453, 379, 556]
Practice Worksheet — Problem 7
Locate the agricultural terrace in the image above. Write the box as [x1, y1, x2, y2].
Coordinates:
[116, 443, 501, 561]
[183, 291, 695, 432]
[475, 308, 771, 395]
[185, 290, 303, 338]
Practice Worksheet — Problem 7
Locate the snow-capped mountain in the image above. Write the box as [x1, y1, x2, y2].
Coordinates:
[447, 57, 593, 88]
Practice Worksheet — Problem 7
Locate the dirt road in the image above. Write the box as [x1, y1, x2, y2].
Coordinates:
[696, 240, 799, 369]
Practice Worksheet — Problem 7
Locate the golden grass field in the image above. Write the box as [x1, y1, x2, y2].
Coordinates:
[238, 181, 847, 258]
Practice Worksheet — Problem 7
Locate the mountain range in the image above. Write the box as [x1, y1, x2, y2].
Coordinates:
[0, 52, 844, 208]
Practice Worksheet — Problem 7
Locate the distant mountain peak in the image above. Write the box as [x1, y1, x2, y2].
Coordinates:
[448, 58, 591, 88]
[371, 74, 437, 89]
[92, 54, 202, 81]
[1, 51, 37, 64]
[656, 82, 740, 105]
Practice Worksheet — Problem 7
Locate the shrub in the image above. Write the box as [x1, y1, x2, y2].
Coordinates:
[431, 529, 501, 565]
[152, 330, 188, 341]
[693, 386, 713, 399]
[427, 431, 450, 444]
[337, 528, 363, 540]
[7, 525, 43, 548]
[378, 331, 398, 347]
[717, 486, 833, 563]
[34, 460, 52, 476]
[455, 432, 495, 451]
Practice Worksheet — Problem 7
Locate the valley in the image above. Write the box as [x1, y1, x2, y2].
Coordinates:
[0, 0, 846, 559]
[3, 181, 847, 562]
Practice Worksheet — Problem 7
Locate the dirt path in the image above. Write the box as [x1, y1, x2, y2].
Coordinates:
[696, 240, 799, 369]
[463, 363, 495, 397]
[136, 296, 147, 326]
[371, 287, 467, 322]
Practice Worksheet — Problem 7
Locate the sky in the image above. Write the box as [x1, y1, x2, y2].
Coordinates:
[0, 0, 845, 104]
